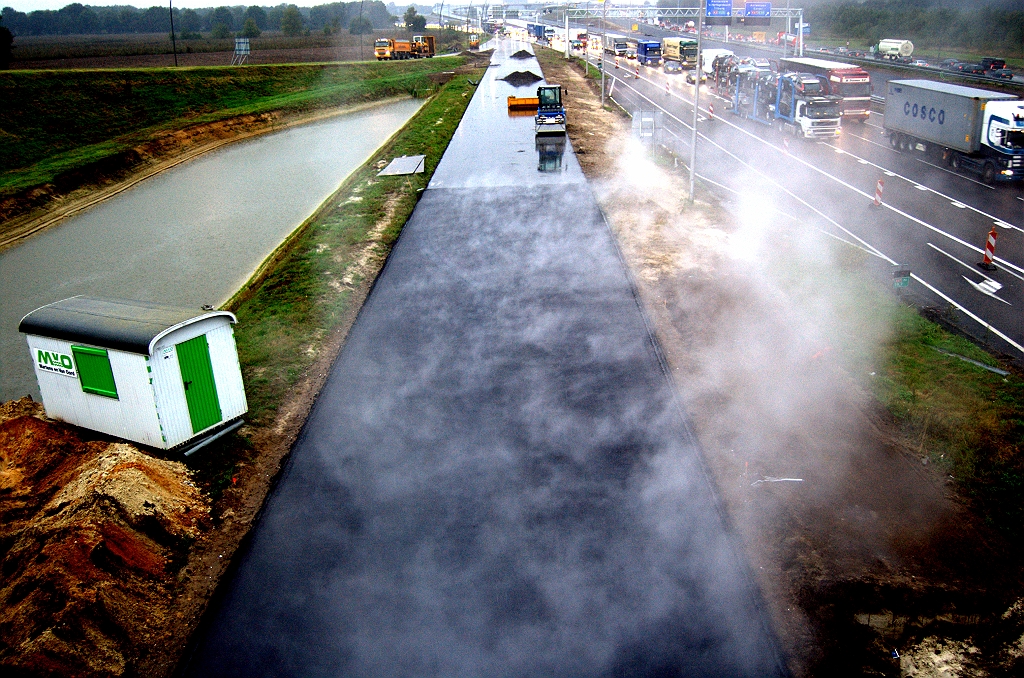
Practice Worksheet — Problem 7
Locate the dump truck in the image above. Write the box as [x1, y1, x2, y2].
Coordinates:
[374, 38, 412, 60]
[535, 85, 566, 135]
[884, 80, 1024, 183]
[411, 35, 435, 58]
[469, 34, 480, 50]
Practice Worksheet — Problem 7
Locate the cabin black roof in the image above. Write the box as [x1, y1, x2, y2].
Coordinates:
[19, 296, 235, 356]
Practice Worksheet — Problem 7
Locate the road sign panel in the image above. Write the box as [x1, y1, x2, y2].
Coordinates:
[744, 2, 771, 18]
[706, 0, 732, 17]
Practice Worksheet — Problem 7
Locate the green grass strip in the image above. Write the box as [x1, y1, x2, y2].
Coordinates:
[0, 58, 466, 196]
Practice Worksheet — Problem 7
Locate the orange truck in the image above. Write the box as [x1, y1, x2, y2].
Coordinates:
[411, 35, 435, 58]
[374, 38, 412, 60]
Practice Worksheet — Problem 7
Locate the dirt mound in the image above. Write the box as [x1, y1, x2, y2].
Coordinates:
[0, 415, 211, 676]
[0, 396, 45, 425]
[500, 70, 543, 87]
[510, 50, 534, 60]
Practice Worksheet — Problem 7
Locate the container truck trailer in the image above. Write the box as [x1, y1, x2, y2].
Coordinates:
[604, 33, 629, 56]
[884, 80, 1024, 183]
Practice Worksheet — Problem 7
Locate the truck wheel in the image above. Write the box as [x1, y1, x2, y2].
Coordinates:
[951, 153, 962, 170]
[889, 133, 900, 149]
[982, 163, 996, 184]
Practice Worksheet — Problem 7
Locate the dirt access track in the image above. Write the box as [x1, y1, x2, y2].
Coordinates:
[538, 49, 1024, 676]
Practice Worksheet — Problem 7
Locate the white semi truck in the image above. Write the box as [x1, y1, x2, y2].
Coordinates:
[884, 80, 1024, 183]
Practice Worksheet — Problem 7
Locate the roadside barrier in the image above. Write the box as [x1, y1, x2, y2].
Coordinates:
[873, 178, 884, 206]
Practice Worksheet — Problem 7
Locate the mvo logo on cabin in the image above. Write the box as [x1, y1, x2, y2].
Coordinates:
[36, 350, 77, 378]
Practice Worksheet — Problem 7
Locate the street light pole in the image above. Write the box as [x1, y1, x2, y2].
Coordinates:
[168, 0, 177, 67]
[688, 0, 704, 204]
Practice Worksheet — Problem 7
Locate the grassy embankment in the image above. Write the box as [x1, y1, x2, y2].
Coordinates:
[0, 57, 465, 199]
[186, 66, 484, 496]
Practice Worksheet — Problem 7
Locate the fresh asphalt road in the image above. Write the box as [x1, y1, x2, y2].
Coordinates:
[182, 39, 788, 677]
[586, 49, 1024, 360]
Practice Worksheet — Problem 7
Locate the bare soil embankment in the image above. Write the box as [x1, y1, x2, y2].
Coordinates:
[539, 49, 1024, 677]
[0, 399, 210, 676]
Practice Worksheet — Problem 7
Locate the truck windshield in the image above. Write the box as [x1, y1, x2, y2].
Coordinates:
[835, 82, 871, 97]
[375, 40, 389, 47]
[798, 81, 825, 95]
[683, 46, 698, 57]
[539, 88, 561, 106]
[806, 102, 840, 119]
[615, 42, 627, 50]
[1005, 130, 1024, 149]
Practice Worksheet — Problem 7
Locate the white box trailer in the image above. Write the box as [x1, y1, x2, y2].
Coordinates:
[20, 296, 248, 452]
[884, 80, 1024, 182]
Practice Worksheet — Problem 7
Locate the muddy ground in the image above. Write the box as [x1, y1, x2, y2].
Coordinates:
[540, 51, 1024, 676]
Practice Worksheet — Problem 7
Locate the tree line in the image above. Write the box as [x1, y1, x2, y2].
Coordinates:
[0, 2, 398, 37]
[807, 0, 1024, 56]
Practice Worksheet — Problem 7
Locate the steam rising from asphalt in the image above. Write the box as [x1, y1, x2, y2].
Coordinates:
[593, 117, 907, 579]
[189, 153, 786, 676]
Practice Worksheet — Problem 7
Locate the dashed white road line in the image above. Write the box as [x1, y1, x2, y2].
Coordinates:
[605, 70, 1024, 357]
[914, 158, 995, 190]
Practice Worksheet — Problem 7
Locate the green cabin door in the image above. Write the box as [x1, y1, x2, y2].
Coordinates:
[176, 334, 222, 434]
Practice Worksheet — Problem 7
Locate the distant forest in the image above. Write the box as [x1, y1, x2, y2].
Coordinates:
[808, 0, 1023, 55]
[0, 2, 399, 36]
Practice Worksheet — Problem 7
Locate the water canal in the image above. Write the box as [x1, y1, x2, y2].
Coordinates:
[0, 98, 424, 401]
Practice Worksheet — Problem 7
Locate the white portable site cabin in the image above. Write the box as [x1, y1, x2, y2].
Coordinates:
[19, 296, 247, 452]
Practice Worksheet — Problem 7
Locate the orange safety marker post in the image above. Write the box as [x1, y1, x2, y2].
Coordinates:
[615, 57, 619, 69]
[978, 226, 998, 271]
[873, 178, 884, 206]
[666, 81, 671, 96]
[708, 103, 714, 120]
[783, 137, 790, 153]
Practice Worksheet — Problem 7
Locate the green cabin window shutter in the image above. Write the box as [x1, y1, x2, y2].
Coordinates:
[72, 346, 119, 399]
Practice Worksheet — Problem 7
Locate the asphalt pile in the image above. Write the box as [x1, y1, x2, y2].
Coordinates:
[510, 49, 534, 59]
[0, 398, 211, 677]
[500, 70, 543, 87]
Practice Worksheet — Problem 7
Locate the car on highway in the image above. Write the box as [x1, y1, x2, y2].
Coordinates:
[940, 59, 962, 70]
[663, 60, 683, 74]
[990, 68, 1015, 80]
[685, 70, 707, 84]
[849, 50, 867, 58]
[908, 59, 931, 67]
[956, 63, 988, 75]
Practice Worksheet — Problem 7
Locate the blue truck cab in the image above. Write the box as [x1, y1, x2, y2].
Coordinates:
[636, 40, 662, 67]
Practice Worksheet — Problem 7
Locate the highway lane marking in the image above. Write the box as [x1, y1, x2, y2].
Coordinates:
[962, 276, 1012, 304]
[911, 273, 1024, 355]
[607, 76, 896, 265]
[626, 71, 1024, 253]
[914, 159, 995, 190]
[842, 131, 996, 191]
[951, 202, 967, 208]
[608, 75, 1024, 356]
[819, 141, 1018, 230]
[665, 128, 892, 261]
[928, 241, 1022, 288]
